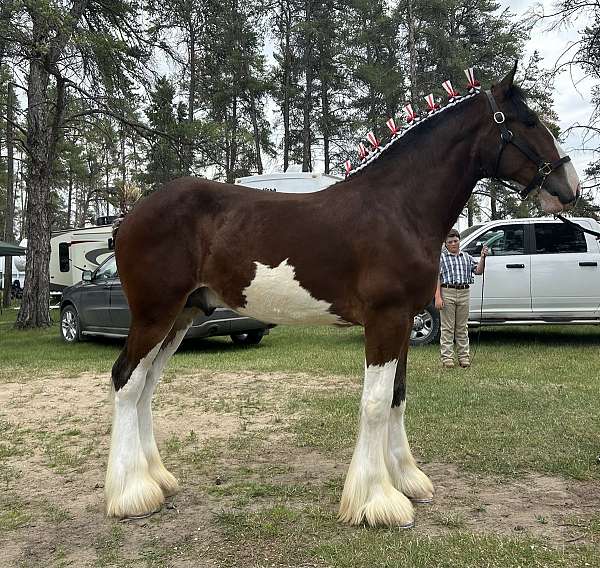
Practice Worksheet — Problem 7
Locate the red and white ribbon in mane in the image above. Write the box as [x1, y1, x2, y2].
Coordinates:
[464, 67, 480, 91]
[366, 131, 380, 150]
[442, 80, 460, 99]
[358, 142, 368, 160]
[386, 117, 399, 136]
[342, 64, 482, 177]
[424, 94, 440, 113]
[403, 104, 417, 123]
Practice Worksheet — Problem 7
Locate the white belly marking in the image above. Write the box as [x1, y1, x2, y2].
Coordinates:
[237, 259, 344, 325]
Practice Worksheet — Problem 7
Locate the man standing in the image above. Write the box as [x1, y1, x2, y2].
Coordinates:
[435, 228, 488, 368]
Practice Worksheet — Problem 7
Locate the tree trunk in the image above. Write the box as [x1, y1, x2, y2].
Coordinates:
[407, 0, 418, 101]
[467, 197, 474, 227]
[67, 162, 73, 226]
[120, 126, 126, 187]
[16, 59, 55, 328]
[321, 77, 330, 174]
[186, 26, 196, 175]
[490, 183, 498, 220]
[105, 155, 110, 217]
[282, 4, 291, 172]
[249, 92, 263, 174]
[17, 0, 88, 328]
[3, 81, 15, 308]
[228, 96, 238, 183]
[302, 1, 313, 172]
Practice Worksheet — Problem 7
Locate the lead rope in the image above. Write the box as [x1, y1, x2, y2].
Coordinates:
[469, 259, 485, 366]
[555, 214, 600, 239]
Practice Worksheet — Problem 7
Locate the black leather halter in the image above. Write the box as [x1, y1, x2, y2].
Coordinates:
[484, 90, 572, 200]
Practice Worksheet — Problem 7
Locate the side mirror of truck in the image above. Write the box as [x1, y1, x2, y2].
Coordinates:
[82, 270, 93, 282]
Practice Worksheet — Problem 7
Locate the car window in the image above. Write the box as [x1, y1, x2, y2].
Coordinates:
[463, 225, 525, 256]
[94, 256, 118, 280]
[534, 223, 587, 254]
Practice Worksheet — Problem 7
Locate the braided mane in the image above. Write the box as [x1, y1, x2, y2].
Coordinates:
[345, 89, 481, 178]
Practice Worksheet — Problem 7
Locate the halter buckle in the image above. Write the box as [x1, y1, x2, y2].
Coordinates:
[540, 162, 553, 176]
[493, 111, 505, 124]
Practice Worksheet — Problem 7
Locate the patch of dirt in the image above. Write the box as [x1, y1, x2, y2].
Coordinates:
[420, 463, 600, 540]
[0, 371, 598, 568]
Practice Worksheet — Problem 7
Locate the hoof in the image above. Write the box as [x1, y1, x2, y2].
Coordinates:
[410, 497, 433, 504]
[149, 461, 180, 497]
[339, 484, 414, 528]
[105, 474, 165, 519]
[118, 507, 162, 522]
[392, 466, 434, 503]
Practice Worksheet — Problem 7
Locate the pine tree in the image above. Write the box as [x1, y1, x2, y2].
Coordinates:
[195, 0, 271, 182]
[3, 0, 161, 328]
[143, 77, 183, 191]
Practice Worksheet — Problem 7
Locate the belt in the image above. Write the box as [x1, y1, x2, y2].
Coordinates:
[441, 283, 470, 289]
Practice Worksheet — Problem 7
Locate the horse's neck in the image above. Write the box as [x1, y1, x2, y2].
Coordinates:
[344, 96, 486, 244]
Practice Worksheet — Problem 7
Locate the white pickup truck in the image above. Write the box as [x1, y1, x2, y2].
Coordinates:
[411, 217, 600, 345]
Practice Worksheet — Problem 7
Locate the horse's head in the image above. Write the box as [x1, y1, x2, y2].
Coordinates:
[481, 63, 580, 213]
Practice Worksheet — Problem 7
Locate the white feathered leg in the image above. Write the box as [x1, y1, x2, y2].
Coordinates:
[339, 360, 414, 527]
[387, 401, 434, 502]
[105, 343, 164, 518]
[137, 325, 190, 497]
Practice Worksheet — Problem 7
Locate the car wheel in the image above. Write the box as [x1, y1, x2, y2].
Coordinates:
[230, 330, 265, 346]
[60, 305, 82, 343]
[410, 304, 440, 347]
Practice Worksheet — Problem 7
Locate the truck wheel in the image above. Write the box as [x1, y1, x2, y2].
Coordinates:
[231, 330, 265, 346]
[60, 305, 82, 343]
[410, 304, 440, 347]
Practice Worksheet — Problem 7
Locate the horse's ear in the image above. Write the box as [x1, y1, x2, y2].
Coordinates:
[498, 61, 518, 95]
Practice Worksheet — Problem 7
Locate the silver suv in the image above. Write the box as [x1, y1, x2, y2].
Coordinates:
[410, 217, 600, 346]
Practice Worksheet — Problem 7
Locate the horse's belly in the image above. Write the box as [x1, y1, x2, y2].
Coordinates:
[236, 260, 345, 325]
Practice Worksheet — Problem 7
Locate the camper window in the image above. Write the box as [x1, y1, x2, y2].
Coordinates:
[59, 242, 70, 272]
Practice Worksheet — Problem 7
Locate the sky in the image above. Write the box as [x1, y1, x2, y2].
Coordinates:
[502, 0, 596, 182]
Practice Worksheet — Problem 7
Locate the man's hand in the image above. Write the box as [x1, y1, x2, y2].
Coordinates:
[481, 245, 489, 257]
[435, 295, 444, 310]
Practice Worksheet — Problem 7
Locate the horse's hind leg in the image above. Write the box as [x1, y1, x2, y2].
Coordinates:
[106, 308, 184, 518]
[386, 325, 434, 503]
[137, 308, 199, 497]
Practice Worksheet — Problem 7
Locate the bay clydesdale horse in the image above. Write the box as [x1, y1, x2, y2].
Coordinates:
[106, 66, 580, 527]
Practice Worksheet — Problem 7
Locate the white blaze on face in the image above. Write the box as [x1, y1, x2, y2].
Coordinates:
[545, 124, 580, 194]
[237, 259, 344, 325]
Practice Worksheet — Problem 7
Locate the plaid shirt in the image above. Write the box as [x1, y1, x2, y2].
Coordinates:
[439, 249, 477, 285]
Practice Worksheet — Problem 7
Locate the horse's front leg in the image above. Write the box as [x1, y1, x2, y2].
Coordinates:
[338, 309, 415, 527]
[387, 331, 434, 503]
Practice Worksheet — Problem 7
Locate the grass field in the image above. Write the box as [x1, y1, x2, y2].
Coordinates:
[1, 308, 600, 567]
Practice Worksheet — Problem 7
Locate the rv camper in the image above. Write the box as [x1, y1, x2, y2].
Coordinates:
[0, 253, 26, 289]
[234, 170, 341, 193]
[51, 173, 340, 295]
[50, 219, 116, 294]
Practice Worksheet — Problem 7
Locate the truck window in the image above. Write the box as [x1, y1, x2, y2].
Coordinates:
[463, 225, 525, 256]
[59, 242, 70, 272]
[534, 223, 587, 254]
